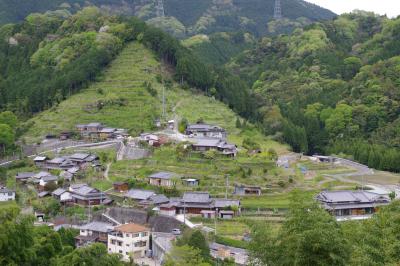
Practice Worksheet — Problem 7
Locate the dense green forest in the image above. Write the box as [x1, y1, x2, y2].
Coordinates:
[0, 7, 253, 154]
[227, 11, 400, 172]
[0, 0, 335, 37]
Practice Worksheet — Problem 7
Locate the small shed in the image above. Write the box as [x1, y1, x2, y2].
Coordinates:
[182, 178, 199, 187]
[113, 182, 129, 193]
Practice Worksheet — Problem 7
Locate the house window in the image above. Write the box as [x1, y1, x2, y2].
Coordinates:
[134, 241, 147, 247]
[118, 241, 122, 246]
[126, 252, 129, 255]
[142, 232, 148, 237]
[108, 248, 111, 251]
[119, 250, 122, 254]
[111, 239, 116, 245]
[126, 234, 130, 237]
[133, 233, 139, 237]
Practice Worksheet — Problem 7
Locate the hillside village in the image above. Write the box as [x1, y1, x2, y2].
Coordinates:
[2, 5, 400, 265]
[2, 113, 399, 265]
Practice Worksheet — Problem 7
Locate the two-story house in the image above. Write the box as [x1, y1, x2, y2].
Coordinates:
[75, 221, 114, 247]
[108, 223, 150, 261]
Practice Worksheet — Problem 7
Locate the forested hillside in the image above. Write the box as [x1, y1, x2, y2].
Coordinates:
[228, 11, 400, 172]
[0, 0, 335, 37]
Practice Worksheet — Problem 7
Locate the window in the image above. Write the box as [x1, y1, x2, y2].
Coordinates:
[118, 241, 122, 246]
[119, 250, 122, 254]
[111, 239, 116, 245]
[108, 248, 111, 251]
[126, 234, 130, 237]
[133, 233, 139, 237]
[134, 241, 147, 247]
[142, 232, 148, 237]
[126, 252, 129, 255]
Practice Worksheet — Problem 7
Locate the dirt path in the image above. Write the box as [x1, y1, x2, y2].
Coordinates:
[104, 163, 111, 180]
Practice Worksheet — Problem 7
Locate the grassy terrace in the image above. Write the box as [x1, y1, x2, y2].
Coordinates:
[22, 41, 289, 154]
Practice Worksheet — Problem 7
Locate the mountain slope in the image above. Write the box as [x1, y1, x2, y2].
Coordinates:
[227, 12, 400, 172]
[0, 0, 336, 36]
[23, 41, 286, 153]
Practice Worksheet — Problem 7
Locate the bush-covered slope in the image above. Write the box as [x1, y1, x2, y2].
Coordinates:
[23, 41, 286, 156]
[228, 11, 400, 172]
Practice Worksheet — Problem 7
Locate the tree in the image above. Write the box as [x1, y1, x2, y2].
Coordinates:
[0, 124, 15, 153]
[249, 191, 350, 265]
[187, 230, 210, 260]
[54, 243, 123, 266]
[0, 111, 18, 130]
[164, 245, 211, 266]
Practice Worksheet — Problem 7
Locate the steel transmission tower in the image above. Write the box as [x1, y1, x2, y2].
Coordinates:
[156, 0, 165, 17]
[274, 0, 282, 20]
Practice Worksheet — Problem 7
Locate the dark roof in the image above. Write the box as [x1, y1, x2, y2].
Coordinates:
[149, 172, 176, 180]
[149, 194, 170, 205]
[182, 192, 211, 203]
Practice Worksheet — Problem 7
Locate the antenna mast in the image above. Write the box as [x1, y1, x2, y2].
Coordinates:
[156, 0, 165, 17]
[274, 0, 282, 20]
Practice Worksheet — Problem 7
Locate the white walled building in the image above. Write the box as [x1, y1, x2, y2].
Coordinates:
[0, 187, 15, 201]
[108, 223, 150, 261]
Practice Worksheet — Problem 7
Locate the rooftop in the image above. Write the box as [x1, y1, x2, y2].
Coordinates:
[125, 189, 156, 200]
[16, 172, 36, 179]
[52, 188, 67, 196]
[149, 172, 176, 180]
[69, 153, 90, 160]
[114, 223, 149, 233]
[317, 190, 390, 204]
[0, 187, 14, 193]
[80, 221, 114, 233]
[182, 192, 211, 203]
[187, 124, 224, 132]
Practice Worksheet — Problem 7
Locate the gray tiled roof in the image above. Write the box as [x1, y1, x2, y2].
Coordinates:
[41, 175, 58, 182]
[16, 172, 36, 179]
[317, 190, 389, 204]
[48, 157, 66, 164]
[192, 138, 221, 147]
[149, 194, 170, 204]
[87, 122, 102, 127]
[52, 188, 67, 196]
[214, 199, 240, 208]
[80, 221, 114, 233]
[70, 183, 88, 189]
[149, 172, 176, 180]
[74, 186, 98, 195]
[125, 189, 155, 200]
[187, 124, 224, 132]
[182, 192, 211, 203]
[70, 153, 90, 160]
[35, 171, 52, 179]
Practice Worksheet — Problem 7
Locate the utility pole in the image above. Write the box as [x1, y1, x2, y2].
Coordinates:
[156, 0, 165, 17]
[274, 0, 282, 20]
[225, 175, 229, 199]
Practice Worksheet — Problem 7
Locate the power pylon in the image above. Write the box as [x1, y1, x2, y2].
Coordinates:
[156, 0, 165, 17]
[274, 0, 282, 20]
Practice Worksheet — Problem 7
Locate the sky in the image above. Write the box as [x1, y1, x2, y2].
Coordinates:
[305, 0, 400, 17]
